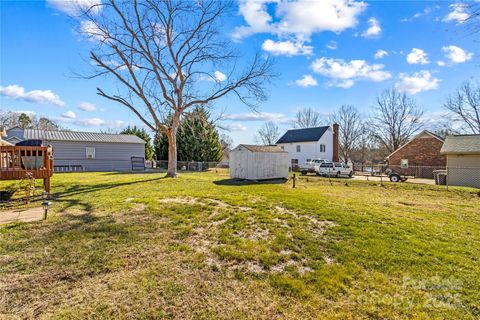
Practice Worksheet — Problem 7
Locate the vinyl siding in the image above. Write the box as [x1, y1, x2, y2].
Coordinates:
[446, 154, 480, 188]
[50, 141, 145, 172]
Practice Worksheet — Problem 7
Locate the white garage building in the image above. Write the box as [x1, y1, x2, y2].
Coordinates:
[229, 144, 289, 180]
[440, 134, 480, 188]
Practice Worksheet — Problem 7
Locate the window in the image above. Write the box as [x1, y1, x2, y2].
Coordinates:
[306, 159, 311, 162]
[401, 159, 408, 168]
[296, 145, 301, 152]
[319, 144, 326, 152]
[86, 147, 95, 159]
[291, 159, 298, 165]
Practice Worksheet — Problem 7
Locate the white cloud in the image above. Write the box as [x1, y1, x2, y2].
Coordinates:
[262, 39, 313, 56]
[295, 75, 318, 88]
[311, 57, 391, 88]
[326, 41, 337, 50]
[442, 45, 473, 64]
[0, 84, 65, 107]
[200, 71, 227, 83]
[443, 3, 469, 24]
[62, 110, 77, 119]
[233, 0, 366, 42]
[79, 102, 96, 111]
[47, 0, 102, 15]
[214, 71, 227, 82]
[374, 49, 388, 59]
[75, 117, 106, 126]
[361, 17, 382, 38]
[80, 20, 108, 42]
[406, 48, 430, 64]
[222, 122, 247, 132]
[401, 6, 437, 22]
[224, 112, 290, 123]
[395, 71, 440, 95]
[437, 61, 446, 67]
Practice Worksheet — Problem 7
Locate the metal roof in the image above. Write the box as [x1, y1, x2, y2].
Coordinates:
[440, 135, 480, 155]
[238, 144, 287, 153]
[276, 126, 330, 144]
[23, 128, 146, 144]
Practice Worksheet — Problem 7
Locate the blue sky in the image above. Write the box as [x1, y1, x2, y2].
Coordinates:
[1, 0, 478, 144]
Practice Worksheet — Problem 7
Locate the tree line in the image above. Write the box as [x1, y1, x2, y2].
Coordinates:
[256, 80, 480, 164]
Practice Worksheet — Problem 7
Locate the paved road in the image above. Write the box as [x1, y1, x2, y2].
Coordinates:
[0, 207, 44, 225]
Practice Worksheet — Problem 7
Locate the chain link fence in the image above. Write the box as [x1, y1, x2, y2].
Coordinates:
[152, 160, 228, 171]
[352, 163, 480, 188]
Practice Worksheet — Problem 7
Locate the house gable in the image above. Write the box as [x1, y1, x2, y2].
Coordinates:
[387, 130, 446, 167]
[387, 130, 444, 159]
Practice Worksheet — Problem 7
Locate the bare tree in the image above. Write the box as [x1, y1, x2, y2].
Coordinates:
[370, 88, 424, 153]
[220, 133, 233, 160]
[465, 2, 480, 35]
[255, 121, 280, 145]
[0, 111, 59, 130]
[294, 107, 323, 128]
[444, 81, 480, 134]
[80, 0, 273, 177]
[330, 105, 362, 162]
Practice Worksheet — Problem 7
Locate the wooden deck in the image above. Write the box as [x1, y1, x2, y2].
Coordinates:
[0, 146, 53, 192]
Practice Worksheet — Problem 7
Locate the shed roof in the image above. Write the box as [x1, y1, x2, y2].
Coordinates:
[276, 126, 330, 144]
[237, 144, 287, 153]
[440, 134, 480, 155]
[7, 127, 146, 144]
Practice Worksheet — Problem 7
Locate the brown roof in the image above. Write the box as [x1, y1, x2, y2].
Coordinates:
[440, 135, 480, 155]
[238, 144, 287, 153]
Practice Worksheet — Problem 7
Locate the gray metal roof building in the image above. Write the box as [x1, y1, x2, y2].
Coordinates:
[5, 127, 146, 172]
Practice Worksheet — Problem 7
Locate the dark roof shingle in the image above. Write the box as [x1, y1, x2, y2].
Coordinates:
[276, 126, 330, 144]
[440, 135, 480, 155]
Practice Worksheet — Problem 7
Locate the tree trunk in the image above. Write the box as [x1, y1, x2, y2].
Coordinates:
[166, 130, 177, 178]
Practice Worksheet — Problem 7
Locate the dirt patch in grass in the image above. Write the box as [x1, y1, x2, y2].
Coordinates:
[158, 196, 204, 206]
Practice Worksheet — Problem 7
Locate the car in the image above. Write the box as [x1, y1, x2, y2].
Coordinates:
[316, 162, 353, 178]
[299, 159, 328, 175]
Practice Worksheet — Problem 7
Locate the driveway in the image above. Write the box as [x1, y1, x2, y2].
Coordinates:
[352, 175, 436, 185]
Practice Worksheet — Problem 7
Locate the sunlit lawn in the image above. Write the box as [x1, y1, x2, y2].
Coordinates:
[1, 171, 479, 319]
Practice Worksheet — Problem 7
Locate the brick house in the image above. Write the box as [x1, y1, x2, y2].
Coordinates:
[387, 130, 446, 178]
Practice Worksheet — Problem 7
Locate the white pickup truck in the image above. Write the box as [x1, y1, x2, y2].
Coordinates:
[316, 162, 353, 178]
[299, 159, 328, 175]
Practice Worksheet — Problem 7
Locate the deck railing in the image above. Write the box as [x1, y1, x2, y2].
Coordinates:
[0, 146, 53, 181]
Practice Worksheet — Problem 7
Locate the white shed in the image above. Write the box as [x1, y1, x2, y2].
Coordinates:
[229, 144, 289, 180]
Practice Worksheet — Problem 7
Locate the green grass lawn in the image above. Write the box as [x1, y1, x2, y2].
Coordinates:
[1, 171, 479, 319]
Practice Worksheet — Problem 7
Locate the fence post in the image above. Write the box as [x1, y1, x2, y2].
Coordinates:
[292, 173, 296, 188]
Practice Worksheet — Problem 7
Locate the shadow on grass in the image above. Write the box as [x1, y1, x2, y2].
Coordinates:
[214, 178, 288, 186]
[51, 177, 165, 213]
[102, 171, 169, 176]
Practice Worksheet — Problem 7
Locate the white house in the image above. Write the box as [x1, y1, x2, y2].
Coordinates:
[276, 125, 339, 167]
[229, 144, 289, 180]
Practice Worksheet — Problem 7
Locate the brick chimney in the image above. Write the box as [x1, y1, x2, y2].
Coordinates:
[332, 123, 339, 162]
